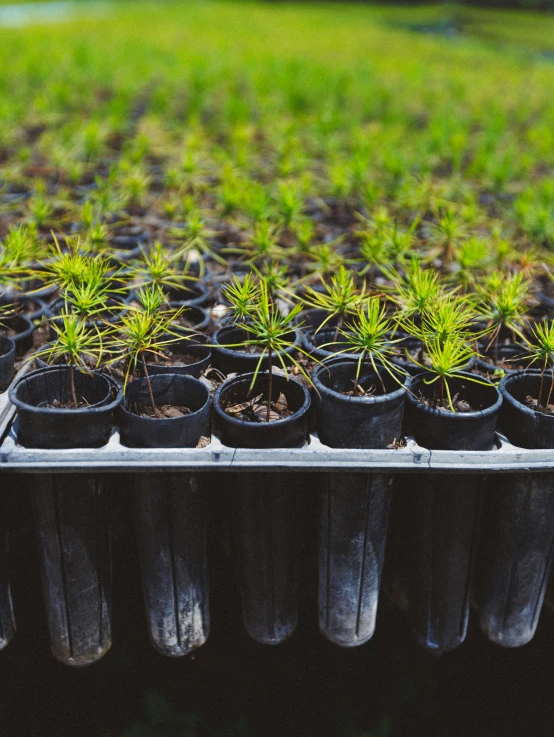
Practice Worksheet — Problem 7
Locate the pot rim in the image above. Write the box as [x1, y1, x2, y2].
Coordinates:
[0, 336, 16, 358]
[213, 371, 311, 429]
[313, 357, 408, 405]
[500, 368, 554, 419]
[407, 370, 502, 420]
[9, 365, 122, 415]
[120, 372, 210, 421]
[212, 324, 300, 360]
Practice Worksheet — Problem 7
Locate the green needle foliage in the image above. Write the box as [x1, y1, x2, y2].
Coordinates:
[334, 297, 405, 394]
[37, 311, 108, 408]
[228, 278, 314, 422]
[107, 286, 185, 414]
[417, 334, 479, 413]
[303, 266, 364, 339]
[522, 321, 554, 409]
[477, 271, 529, 357]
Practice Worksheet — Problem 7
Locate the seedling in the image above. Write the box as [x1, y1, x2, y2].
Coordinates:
[522, 321, 554, 409]
[37, 311, 108, 408]
[303, 266, 364, 340]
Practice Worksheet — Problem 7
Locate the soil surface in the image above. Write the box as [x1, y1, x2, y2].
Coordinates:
[525, 394, 554, 415]
[130, 402, 193, 419]
[417, 391, 478, 413]
[224, 391, 292, 422]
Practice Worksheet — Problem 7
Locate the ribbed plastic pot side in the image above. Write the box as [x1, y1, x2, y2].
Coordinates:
[213, 372, 311, 646]
[401, 372, 502, 653]
[477, 370, 554, 648]
[9, 365, 122, 449]
[118, 373, 210, 449]
[119, 374, 211, 657]
[313, 359, 408, 647]
[9, 366, 122, 665]
[0, 337, 16, 392]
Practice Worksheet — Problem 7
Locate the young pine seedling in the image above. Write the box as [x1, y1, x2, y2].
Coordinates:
[303, 266, 364, 341]
[226, 279, 314, 423]
[327, 297, 405, 395]
[522, 321, 554, 410]
[37, 311, 108, 408]
[107, 286, 186, 416]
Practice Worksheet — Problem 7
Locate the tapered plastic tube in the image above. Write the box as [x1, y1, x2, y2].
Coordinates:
[33, 474, 112, 666]
[319, 472, 392, 646]
[133, 473, 209, 656]
[478, 474, 554, 647]
[235, 474, 299, 645]
[406, 474, 485, 652]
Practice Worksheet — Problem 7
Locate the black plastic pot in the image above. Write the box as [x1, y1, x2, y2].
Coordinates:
[170, 303, 210, 333]
[118, 373, 210, 449]
[166, 279, 209, 307]
[212, 325, 300, 377]
[133, 473, 210, 656]
[313, 359, 407, 449]
[0, 295, 47, 320]
[301, 327, 362, 363]
[475, 345, 531, 380]
[400, 372, 502, 652]
[33, 474, 112, 665]
[214, 373, 310, 644]
[0, 314, 34, 357]
[9, 366, 122, 449]
[213, 372, 310, 450]
[476, 370, 554, 647]
[313, 359, 407, 646]
[143, 333, 211, 380]
[0, 337, 16, 392]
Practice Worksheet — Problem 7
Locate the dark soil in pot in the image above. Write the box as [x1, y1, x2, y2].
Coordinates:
[9, 365, 121, 448]
[118, 373, 210, 448]
[213, 372, 310, 448]
[499, 369, 554, 448]
[313, 358, 407, 449]
[212, 325, 300, 376]
[0, 314, 34, 356]
[143, 333, 211, 379]
[0, 337, 16, 392]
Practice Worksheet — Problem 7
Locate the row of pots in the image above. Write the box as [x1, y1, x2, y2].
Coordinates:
[0, 359, 553, 663]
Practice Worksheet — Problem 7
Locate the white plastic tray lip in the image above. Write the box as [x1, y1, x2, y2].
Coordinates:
[2, 361, 554, 473]
[1, 421, 554, 473]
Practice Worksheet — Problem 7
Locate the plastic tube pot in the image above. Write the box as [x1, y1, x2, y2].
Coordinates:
[118, 373, 210, 449]
[301, 327, 363, 364]
[1, 314, 34, 357]
[474, 345, 531, 380]
[212, 325, 301, 377]
[118, 374, 211, 655]
[477, 370, 554, 647]
[0, 337, 16, 392]
[214, 372, 310, 644]
[9, 367, 121, 666]
[401, 372, 502, 652]
[33, 474, 112, 666]
[166, 278, 209, 307]
[142, 333, 211, 380]
[313, 359, 407, 646]
[9, 366, 122, 449]
[170, 303, 210, 333]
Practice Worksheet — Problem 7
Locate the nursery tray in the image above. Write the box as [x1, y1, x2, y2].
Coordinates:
[1, 361, 554, 474]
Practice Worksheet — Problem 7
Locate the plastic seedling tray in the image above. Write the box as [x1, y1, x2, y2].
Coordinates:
[0, 363, 552, 663]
